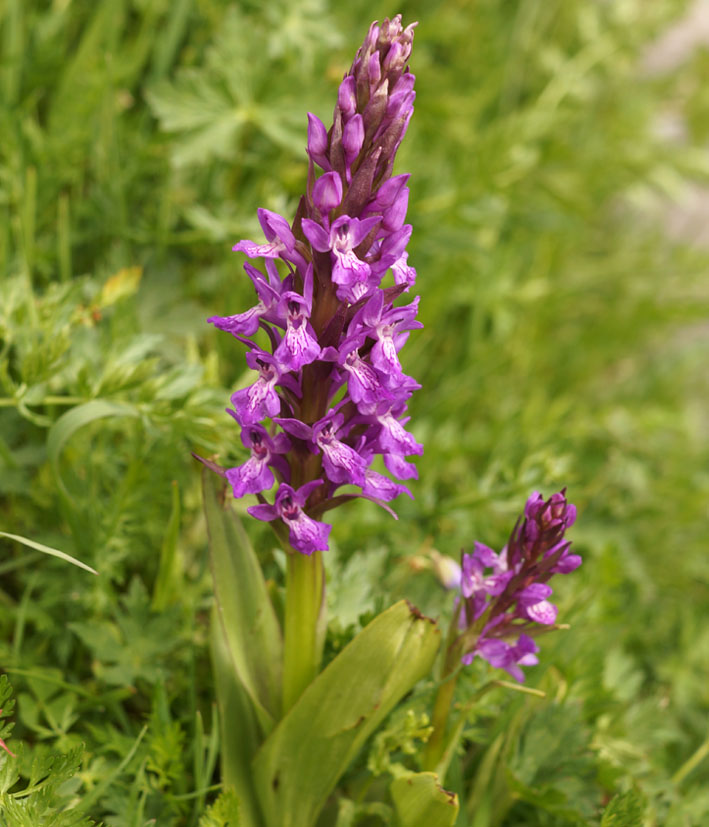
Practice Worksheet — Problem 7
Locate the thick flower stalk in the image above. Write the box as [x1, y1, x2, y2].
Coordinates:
[205, 15, 421, 556]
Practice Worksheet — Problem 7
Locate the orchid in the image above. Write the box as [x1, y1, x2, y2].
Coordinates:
[457, 489, 580, 681]
[202, 15, 421, 556]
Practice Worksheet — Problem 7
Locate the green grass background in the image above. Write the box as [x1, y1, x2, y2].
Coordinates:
[1, 0, 708, 824]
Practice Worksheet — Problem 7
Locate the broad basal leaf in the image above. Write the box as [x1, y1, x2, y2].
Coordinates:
[390, 772, 458, 827]
[253, 600, 441, 827]
[202, 468, 282, 734]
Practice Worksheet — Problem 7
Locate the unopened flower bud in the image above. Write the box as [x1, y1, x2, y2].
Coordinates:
[307, 112, 329, 168]
[312, 171, 343, 214]
[337, 76, 357, 120]
[343, 114, 365, 166]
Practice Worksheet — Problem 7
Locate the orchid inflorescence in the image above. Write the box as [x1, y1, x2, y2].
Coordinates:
[456, 489, 581, 681]
[203, 16, 422, 555]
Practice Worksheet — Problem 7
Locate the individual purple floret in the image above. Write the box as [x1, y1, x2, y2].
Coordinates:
[234, 208, 308, 273]
[462, 634, 539, 683]
[248, 481, 332, 555]
[457, 489, 580, 681]
[224, 423, 291, 498]
[203, 16, 421, 554]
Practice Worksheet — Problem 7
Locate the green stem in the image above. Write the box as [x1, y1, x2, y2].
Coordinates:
[672, 730, 709, 787]
[423, 607, 464, 772]
[423, 661, 461, 772]
[282, 549, 325, 715]
[0, 396, 86, 408]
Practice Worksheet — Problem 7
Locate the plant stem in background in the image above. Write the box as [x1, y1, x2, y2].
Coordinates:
[422, 607, 464, 772]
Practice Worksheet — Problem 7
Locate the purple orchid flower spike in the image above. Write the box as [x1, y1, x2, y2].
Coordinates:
[272, 263, 320, 372]
[204, 15, 422, 554]
[456, 489, 581, 681]
[516, 583, 558, 625]
[337, 75, 357, 119]
[369, 224, 412, 280]
[391, 250, 417, 290]
[342, 114, 365, 179]
[361, 468, 412, 502]
[321, 333, 393, 413]
[357, 444, 413, 502]
[383, 452, 418, 481]
[248, 481, 331, 555]
[461, 542, 511, 601]
[320, 413, 369, 487]
[370, 401, 423, 458]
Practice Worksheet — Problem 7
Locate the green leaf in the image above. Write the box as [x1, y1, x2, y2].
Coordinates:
[600, 790, 647, 826]
[210, 613, 261, 827]
[47, 400, 140, 500]
[202, 468, 282, 733]
[58, 727, 147, 821]
[198, 786, 242, 827]
[0, 742, 96, 826]
[146, 70, 247, 168]
[334, 797, 392, 826]
[390, 772, 459, 827]
[0, 532, 97, 576]
[253, 600, 441, 827]
[152, 480, 181, 610]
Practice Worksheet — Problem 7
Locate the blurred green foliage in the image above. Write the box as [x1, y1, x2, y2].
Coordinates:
[1, 0, 708, 823]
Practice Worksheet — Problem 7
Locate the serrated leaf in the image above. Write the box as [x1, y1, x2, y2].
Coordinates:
[253, 601, 441, 827]
[390, 772, 458, 827]
[600, 790, 647, 826]
[147, 71, 236, 132]
[198, 785, 241, 827]
[202, 468, 282, 734]
[146, 70, 247, 167]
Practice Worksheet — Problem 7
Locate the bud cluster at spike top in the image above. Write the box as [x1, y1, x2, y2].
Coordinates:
[457, 490, 582, 682]
[204, 17, 422, 555]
